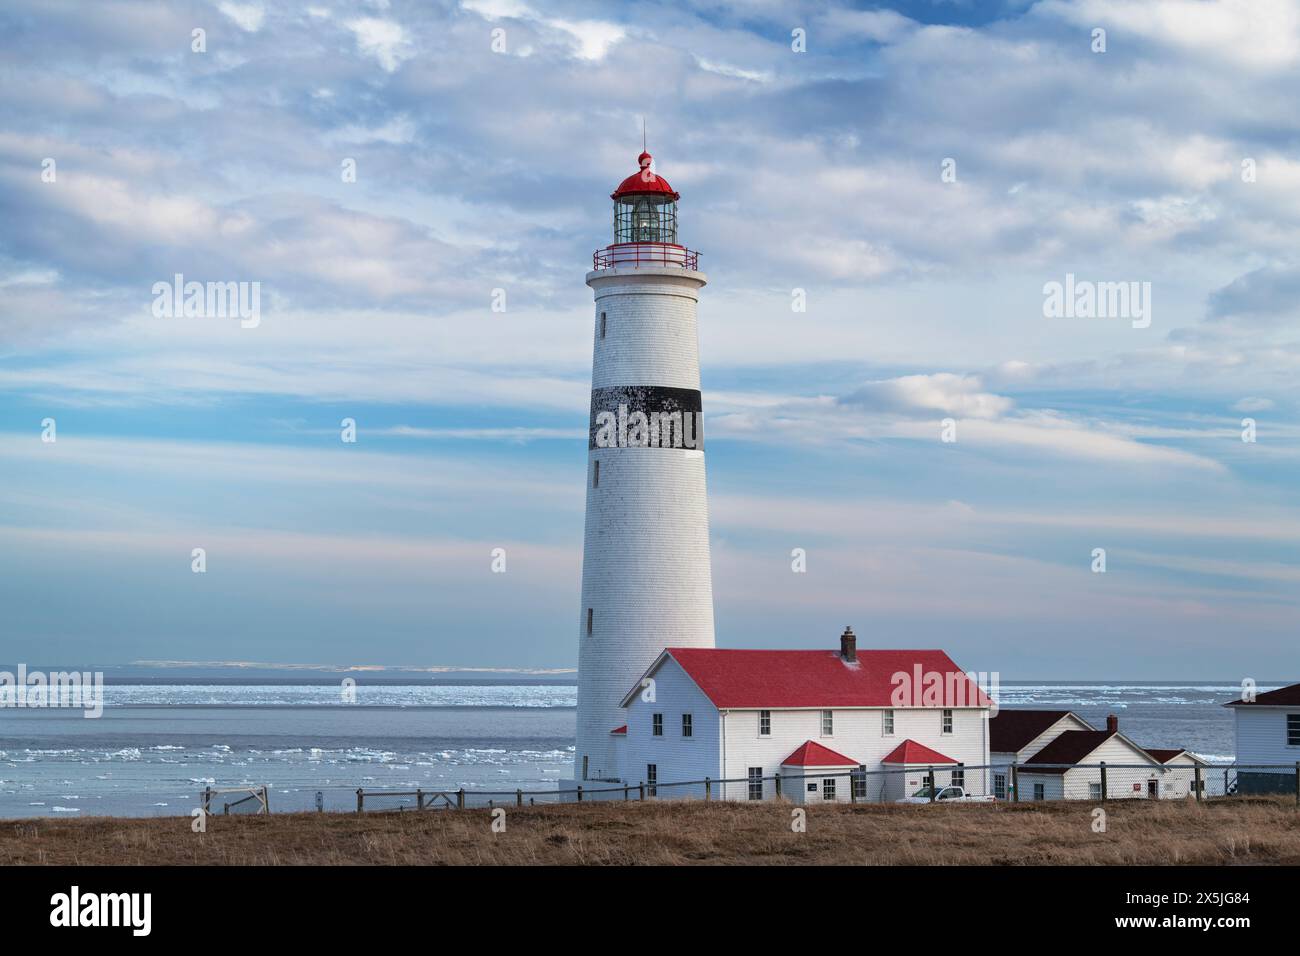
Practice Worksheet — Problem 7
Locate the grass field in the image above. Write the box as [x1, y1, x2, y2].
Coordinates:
[3, 796, 1298, 865]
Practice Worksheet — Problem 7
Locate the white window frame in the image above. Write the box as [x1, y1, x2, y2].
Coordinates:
[747, 767, 763, 801]
[651, 713, 663, 737]
[941, 708, 953, 734]
[1033, 782, 1045, 801]
[681, 713, 692, 738]
[882, 709, 894, 736]
[1089, 781, 1102, 800]
[646, 764, 657, 796]
[821, 709, 834, 737]
[759, 710, 771, 737]
[1287, 713, 1300, 746]
[822, 777, 836, 801]
[993, 773, 1006, 799]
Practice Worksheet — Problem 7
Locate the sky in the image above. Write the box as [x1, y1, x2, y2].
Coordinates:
[0, 0, 1297, 679]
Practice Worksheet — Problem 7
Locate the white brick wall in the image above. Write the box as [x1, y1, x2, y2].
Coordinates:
[576, 264, 716, 782]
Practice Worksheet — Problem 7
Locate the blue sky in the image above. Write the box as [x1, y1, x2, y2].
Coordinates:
[1, 0, 1298, 678]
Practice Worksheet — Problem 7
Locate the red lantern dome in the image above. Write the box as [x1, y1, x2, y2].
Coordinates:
[611, 151, 680, 201]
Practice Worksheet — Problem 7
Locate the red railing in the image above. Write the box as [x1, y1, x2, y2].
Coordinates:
[593, 242, 699, 271]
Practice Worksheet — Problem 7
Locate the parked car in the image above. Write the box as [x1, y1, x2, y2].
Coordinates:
[896, 785, 995, 804]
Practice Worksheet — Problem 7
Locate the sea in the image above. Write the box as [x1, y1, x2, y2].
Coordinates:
[0, 679, 1257, 818]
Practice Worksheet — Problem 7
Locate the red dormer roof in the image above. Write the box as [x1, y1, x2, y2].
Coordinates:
[611, 151, 679, 200]
[781, 740, 858, 767]
[881, 739, 957, 765]
[633, 647, 991, 710]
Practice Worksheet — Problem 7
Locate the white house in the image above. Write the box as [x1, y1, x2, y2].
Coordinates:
[1015, 716, 1170, 800]
[614, 627, 993, 802]
[989, 709, 1095, 800]
[1145, 749, 1211, 798]
[1225, 681, 1300, 794]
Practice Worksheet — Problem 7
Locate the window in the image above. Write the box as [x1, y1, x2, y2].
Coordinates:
[586, 608, 592, 636]
[600, 311, 606, 338]
[942, 709, 953, 734]
[646, 764, 657, 797]
[759, 710, 771, 737]
[681, 713, 692, 737]
[748, 767, 763, 801]
[806, 782, 817, 793]
[652, 713, 663, 736]
[1089, 782, 1102, 800]
[592, 460, 599, 488]
[852, 765, 867, 800]
[821, 710, 834, 736]
[1033, 782, 1045, 801]
[883, 709, 895, 735]
[822, 778, 836, 801]
[993, 773, 1006, 800]
[1288, 713, 1300, 746]
[952, 764, 965, 789]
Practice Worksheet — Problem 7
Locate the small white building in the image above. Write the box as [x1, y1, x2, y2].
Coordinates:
[614, 627, 993, 801]
[1145, 749, 1210, 798]
[1016, 717, 1167, 800]
[989, 709, 1095, 800]
[1225, 681, 1300, 794]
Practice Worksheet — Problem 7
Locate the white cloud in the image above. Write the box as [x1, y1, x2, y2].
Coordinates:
[218, 2, 265, 32]
[344, 17, 414, 72]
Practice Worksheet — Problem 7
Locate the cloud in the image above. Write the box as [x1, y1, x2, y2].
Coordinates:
[218, 2, 266, 32]
[840, 373, 1013, 419]
[344, 17, 414, 72]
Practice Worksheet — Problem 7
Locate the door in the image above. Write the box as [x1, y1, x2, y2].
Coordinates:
[1146, 779, 1159, 799]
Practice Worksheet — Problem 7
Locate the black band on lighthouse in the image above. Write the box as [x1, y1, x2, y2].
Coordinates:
[589, 385, 704, 450]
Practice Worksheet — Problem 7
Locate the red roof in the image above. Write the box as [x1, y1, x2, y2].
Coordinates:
[1145, 748, 1192, 764]
[660, 647, 992, 710]
[1225, 681, 1300, 706]
[781, 740, 858, 767]
[611, 151, 679, 200]
[989, 710, 1087, 753]
[610, 725, 627, 735]
[881, 739, 957, 765]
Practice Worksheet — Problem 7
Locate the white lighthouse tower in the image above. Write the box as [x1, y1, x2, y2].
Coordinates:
[569, 148, 716, 787]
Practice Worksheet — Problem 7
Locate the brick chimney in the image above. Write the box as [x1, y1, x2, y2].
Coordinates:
[1106, 714, 1119, 734]
[840, 626, 857, 663]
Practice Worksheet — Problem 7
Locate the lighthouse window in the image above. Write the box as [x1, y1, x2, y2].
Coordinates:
[681, 713, 692, 737]
[600, 312, 606, 338]
[586, 608, 593, 635]
[759, 710, 771, 737]
[652, 713, 663, 736]
[593, 460, 599, 488]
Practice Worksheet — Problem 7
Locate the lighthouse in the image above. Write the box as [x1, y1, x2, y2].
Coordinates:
[570, 148, 717, 786]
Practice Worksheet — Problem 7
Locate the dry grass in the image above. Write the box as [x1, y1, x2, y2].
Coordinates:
[2, 796, 1298, 866]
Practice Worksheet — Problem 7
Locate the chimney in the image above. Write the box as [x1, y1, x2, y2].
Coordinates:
[1106, 714, 1119, 734]
[840, 626, 857, 663]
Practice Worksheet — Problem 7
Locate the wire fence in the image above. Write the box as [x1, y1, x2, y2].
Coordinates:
[338, 761, 1300, 813]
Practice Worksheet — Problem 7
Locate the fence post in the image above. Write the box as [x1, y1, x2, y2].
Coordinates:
[262, 786, 269, 814]
[516, 789, 523, 807]
[457, 788, 465, 810]
[577, 785, 583, 803]
[928, 767, 936, 803]
[203, 785, 211, 815]
[623, 784, 629, 801]
[850, 770, 858, 804]
[417, 788, 424, 811]
[356, 788, 363, 814]
[1194, 766, 1202, 803]
[705, 777, 711, 801]
[774, 773, 781, 798]
[1294, 762, 1299, 807]
[1224, 767, 1229, 796]
[638, 782, 645, 801]
[1099, 761, 1108, 802]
